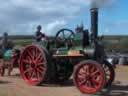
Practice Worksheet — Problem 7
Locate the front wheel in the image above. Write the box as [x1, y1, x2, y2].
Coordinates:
[103, 60, 115, 88]
[73, 60, 106, 94]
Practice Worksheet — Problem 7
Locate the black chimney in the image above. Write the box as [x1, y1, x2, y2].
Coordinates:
[91, 8, 98, 39]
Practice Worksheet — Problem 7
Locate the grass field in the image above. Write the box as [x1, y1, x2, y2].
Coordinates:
[12, 39, 32, 46]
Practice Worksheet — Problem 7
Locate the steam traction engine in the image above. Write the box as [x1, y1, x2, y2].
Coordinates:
[19, 8, 115, 94]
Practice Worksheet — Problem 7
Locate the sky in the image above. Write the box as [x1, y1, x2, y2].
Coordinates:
[0, 0, 128, 36]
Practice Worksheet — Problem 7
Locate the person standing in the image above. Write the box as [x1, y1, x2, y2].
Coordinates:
[1, 32, 9, 76]
[0, 32, 14, 76]
[35, 25, 46, 42]
[1, 32, 9, 52]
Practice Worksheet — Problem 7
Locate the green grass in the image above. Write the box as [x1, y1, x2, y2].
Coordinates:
[12, 39, 32, 46]
[10, 36, 128, 53]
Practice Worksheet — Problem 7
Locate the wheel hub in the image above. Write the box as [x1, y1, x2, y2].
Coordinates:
[31, 62, 36, 68]
[86, 76, 92, 81]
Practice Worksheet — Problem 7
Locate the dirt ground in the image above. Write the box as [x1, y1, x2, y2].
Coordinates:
[0, 65, 128, 96]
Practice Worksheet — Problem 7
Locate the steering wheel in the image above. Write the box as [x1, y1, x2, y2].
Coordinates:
[56, 28, 75, 47]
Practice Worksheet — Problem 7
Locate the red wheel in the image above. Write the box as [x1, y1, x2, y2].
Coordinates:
[103, 60, 115, 88]
[19, 45, 48, 86]
[73, 60, 105, 94]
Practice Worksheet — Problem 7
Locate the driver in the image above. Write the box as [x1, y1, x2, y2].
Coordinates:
[35, 25, 51, 49]
[75, 24, 89, 47]
[35, 25, 46, 42]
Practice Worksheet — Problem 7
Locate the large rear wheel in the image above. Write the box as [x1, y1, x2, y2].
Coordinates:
[73, 60, 106, 94]
[19, 45, 52, 86]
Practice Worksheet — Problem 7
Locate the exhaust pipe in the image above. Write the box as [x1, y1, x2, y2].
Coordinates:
[91, 8, 98, 40]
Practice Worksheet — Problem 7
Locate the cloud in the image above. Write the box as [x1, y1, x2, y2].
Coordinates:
[46, 20, 67, 35]
[0, 0, 117, 36]
[0, 0, 91, 36]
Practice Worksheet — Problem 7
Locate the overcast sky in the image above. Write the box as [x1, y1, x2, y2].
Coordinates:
[0, 0, 128, 36]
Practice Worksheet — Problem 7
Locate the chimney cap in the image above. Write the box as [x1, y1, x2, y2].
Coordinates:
[90, 8, 98, 12]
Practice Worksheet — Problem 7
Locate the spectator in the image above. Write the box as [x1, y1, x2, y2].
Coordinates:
[112, 56, 119, 68]
[0, 32, 14, 76]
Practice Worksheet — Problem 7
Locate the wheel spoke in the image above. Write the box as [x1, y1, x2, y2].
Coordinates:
[27, 70, 33, 79]
[23, 59, 31, 64]
[24, 68, 33, 74]
[35, 48, 39, 59]
[36, 67, 45, 74]
[37, 69, 43, 74]
[85, 65, 90, 74]
[90, 79, 96, 88]
[91, 69, 99, 76]
[25, 64, 31, 69]
[67, 33, 73, 39]
[33, 47, 38, 60]
[105, 68, 110, 72]
[87, 81, 92, 87]
[39, 66, 45, 71]
[78, 72, 86, 77]
[106, 73, 110, 76]
[106, 75, 110, 79]
[92, 79, 99, 86]
[78, 75, 85, 79]
[26, 56, 32, 62]
[35, 53, 43, 63]
[79, 79, 87, 85]
[91, 66, 95, 73]
[32, 49, 35, 59]
[62, 31, 65, 39]
[36, 71, 41, 81]
[103, 64, 110, 72]
[27, 51, 33, 60]
[37, 62, 46, 67]
[36, 57, 45, 64]
[30, 70, 36, 79]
